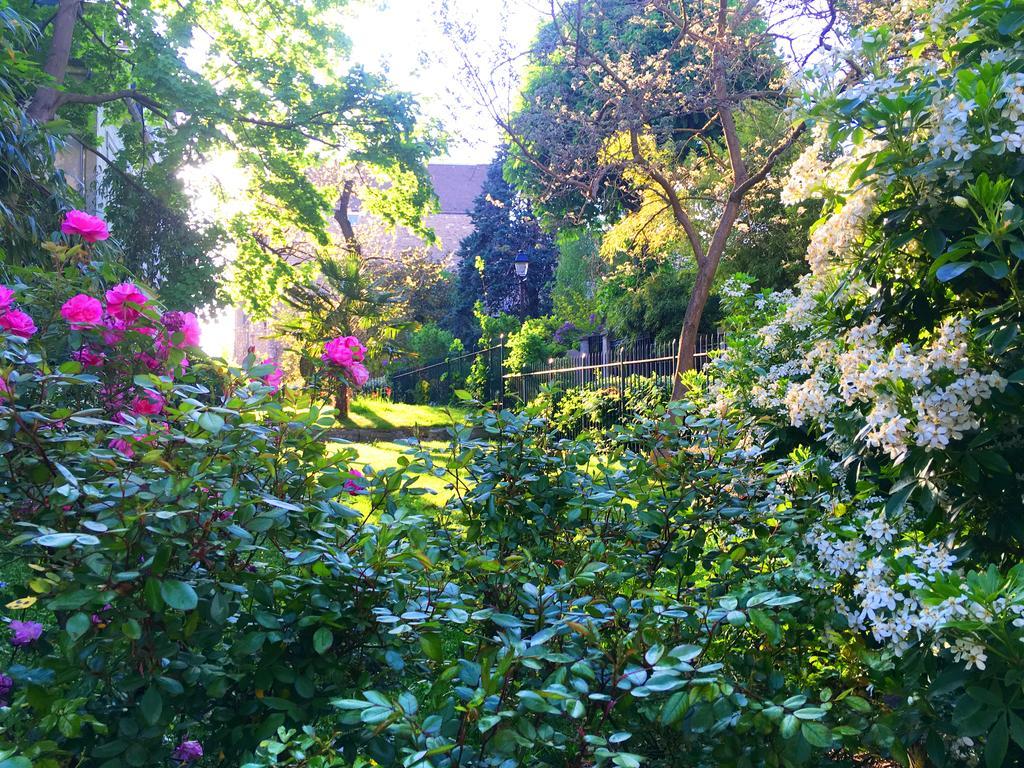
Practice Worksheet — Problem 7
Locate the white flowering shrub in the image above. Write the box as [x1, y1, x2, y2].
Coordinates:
[701, 2, 1024, 764]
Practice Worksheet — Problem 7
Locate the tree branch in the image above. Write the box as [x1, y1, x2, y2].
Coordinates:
[629, 128, 705, 261]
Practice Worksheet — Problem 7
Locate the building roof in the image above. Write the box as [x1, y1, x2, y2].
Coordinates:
[428, 164, 489, 215]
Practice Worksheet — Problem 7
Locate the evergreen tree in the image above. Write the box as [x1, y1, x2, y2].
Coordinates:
[447, 150, 557, 347]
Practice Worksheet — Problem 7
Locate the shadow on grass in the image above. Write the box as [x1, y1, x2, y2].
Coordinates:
[339, 399, 467, 431]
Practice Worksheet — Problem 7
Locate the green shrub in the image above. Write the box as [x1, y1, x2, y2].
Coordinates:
[0, 244, 430, 765]
[505, 317, 566, 373]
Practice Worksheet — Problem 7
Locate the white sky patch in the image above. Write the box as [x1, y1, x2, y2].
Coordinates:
[345, 0, 544, 163]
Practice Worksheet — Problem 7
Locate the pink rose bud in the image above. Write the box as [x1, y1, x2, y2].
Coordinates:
[256, 359, 285, 392]
[162, 311, 201, 348]
[131, 390, 165, 416]
[348, 362, 370, 388]
[322, 335, 367, 367]
[71, 347, 105, 367]
[0, 285, 13, 312]
[108, 438, 135, 459]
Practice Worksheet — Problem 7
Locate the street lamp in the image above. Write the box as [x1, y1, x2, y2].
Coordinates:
[514, 251, 530, 280]
[514, 251, 530, 314]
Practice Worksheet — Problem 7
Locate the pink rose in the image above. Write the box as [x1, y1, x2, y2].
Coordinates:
[105, 283, 149, 323]
[100, 316, 126, 345]
[61, 294, 104, 328]
[71, 347, 105, 367]
[131, 390, 164, 416]
[162, 311, 201, 348]
[61, 210, 110, 243]
[322, 336, 366, 367]
[0, 310, 37, 338]
[172, 740, 203, 762]
[344, 468, 364, 496]
[257, 359, 285, 392]
[108, 438, 135, 459]
[0, 285, 13, 312]
[0, 376, 9, 403]
[348, 362, 370, 388]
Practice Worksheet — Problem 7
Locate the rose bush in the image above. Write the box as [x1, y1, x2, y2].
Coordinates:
[0, 218, 419, 766]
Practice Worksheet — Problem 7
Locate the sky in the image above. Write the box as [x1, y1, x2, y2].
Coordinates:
[344, 0, 545, 163]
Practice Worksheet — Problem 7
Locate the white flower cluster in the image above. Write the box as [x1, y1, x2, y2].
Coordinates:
[927, 0, 958, 31]
[992, 72, 1024, 153]
[928, 94, 979, 162]
[780, 125, 829, 206]
[781, 315, 1007, 459]
[803, 499, 1019, 666]
[718, 276, 749, 299]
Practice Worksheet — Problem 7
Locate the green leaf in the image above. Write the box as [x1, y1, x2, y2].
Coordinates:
[209, 591, 231, 624]
[122, 619, 142, 640]
[801, 721, 833, 748]
[140, 686, 163, 726]
[987, 717, 1009, 768]
[313, 627, 333, 654]
[998, 10, 1024, 35]
[197, 412, 225, 434]
[922, 228, 946, 259]
[420, 633, 443, 662]
[844, 695, 871, 713]
[885, 482, 915, 517]
[66, 612, 91, 641]
[35, 532, 99, 548]
[660, 692, 688, 726]
[159, 580, 198, 611]
[781, 714, 799, 739]
[936, 261, 975, 282]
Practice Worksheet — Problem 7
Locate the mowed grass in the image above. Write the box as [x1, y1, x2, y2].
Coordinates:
[340, 399, 468, 431]
[335, 438, 457, 517]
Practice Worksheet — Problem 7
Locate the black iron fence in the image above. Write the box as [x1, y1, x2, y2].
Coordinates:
[388, 345, 505, 405]
[385, 334, 726, 413]
[503, 333, 725, 407]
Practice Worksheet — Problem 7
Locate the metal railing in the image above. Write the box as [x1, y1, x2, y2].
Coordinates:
[388, 345, 505, 405]
[384, 333, 726, 413]
[499, 333, 724, 436]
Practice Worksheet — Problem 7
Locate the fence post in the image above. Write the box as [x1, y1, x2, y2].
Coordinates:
[618, 346, 625, 420]
[498, 334, 505, 409]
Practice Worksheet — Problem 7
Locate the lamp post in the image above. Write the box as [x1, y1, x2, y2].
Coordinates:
[514, 251, 530, 315]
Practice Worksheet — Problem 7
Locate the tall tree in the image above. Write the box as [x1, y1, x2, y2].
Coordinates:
[448, 150, 558, 346]
[465, 0, 845, 398]
[0, 3, 75, 265]
[12, 0, 442, 314]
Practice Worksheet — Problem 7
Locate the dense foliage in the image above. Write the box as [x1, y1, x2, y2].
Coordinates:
[5, 2, 1024, 768]
[693, 2, 1024, 764]
[0, 5, 76, 265]
[447, 152, 558, 346]
[7, 0, 441, 315]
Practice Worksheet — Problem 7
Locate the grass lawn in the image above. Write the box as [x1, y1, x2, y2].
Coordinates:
[339, 398, 468, 431]
[335, 438, 458, 517]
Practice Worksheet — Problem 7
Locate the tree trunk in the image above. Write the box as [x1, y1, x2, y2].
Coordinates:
[670, 198, 741, 401]
[334, 383, 350, 420]
[27, 0, 81, 124]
